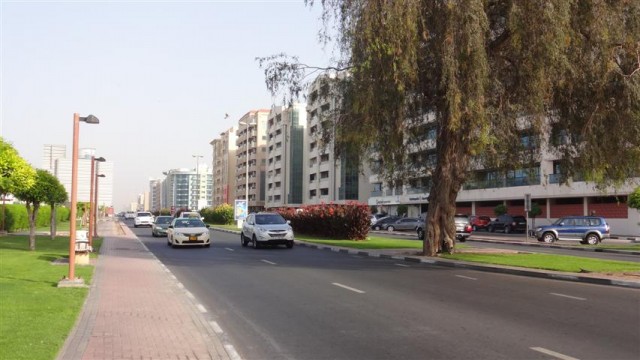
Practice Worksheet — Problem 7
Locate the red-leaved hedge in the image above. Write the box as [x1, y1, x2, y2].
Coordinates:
[275, 202, 370, 240]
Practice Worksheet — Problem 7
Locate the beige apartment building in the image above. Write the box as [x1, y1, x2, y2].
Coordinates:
[210, 127, 237, 206]
[235, 109, 270, 211]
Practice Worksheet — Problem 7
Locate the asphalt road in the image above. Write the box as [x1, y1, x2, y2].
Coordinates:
[129, 222, 640, 360]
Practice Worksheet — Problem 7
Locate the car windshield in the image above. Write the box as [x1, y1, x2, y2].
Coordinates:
[173, 219, 205, 228]
[255, 214, 287, 225]
[155, 217, 172, 224]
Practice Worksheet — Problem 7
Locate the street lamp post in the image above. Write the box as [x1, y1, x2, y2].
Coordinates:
[93, 173, 105, 238]
[192, 154, 203, 210]
[88, 156, 105, 247]
[59, 113, 99, 287]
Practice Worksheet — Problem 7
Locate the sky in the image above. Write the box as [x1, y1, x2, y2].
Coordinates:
[1, 0, 334, 211]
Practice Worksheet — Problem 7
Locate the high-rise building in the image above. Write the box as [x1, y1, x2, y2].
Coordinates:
[42, 144, 66, 175]
[210, 127, 237, 206]
[149, 179, 162, 212]
[235, 110, 270, 212]
[161, 167, 213, 212]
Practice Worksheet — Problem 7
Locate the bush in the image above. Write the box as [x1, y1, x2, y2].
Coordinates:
[494, 204, 508, 216]
[202, 204, 234, 225]
[276, 202, 370, 240]
[1, 204, 70, 232]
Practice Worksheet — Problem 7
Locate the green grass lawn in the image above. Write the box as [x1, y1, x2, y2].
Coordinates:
[299, 235, 424, 249]
[209, 223, 242, 232]
[0, 235, 101, 360]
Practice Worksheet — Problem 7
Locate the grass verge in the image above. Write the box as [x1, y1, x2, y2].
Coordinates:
[209, 223, 242, 232]
[0, 235, 101, 360]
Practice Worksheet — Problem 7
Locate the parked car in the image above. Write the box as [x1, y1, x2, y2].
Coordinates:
[535, 216, 610, 245]
[469, 215, 491, 231]
[384, 217, 422, 232]
[134, 212, 154, 228]
[489, 214, 527, 233]
[371, 216, 401, 231]
[151, 216, 173, 237]
[241, 212, 294, 249]
[370, 213, 388, 225]
[416, 214, 472, 242]
[167, 217, 211, 248]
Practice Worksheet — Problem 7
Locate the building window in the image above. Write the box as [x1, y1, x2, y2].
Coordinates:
[320, 171, 329, 179]
[309, 189, 317, 197]
[320, 188, 329, 196]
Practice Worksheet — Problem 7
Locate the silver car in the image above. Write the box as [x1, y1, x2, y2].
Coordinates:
[385, 217, 422, 232]
[241, 212, 294, 249]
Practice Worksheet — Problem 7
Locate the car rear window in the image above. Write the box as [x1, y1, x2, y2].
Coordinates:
[588, 218, 602, 226]
[174, 219, 205, 228]
[155, 217, 172, 224]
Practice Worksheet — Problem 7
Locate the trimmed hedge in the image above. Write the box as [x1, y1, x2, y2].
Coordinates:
[1, 204, 69, 232]
[201, 204, 234, 225]
[275, 202, 370, 240]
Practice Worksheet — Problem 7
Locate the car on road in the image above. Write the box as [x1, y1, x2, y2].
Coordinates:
[241, 212, 294, 249]
[384, 217, 422, 232]
[134, 212, 154, 228]
[535, 216, 610, 245]
[489, 214, 527, 233]
[371, 216, 401, 231]
[469, 215, 492, 231]
[416, 214, 472, 242]
[124, 211, 136, 220]
[151, 215, 173, 237]
[177, 211, 204, 220]
[167, 218, 211, 248]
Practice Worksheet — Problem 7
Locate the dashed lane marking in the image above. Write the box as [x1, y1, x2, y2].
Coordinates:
[395, 263, 410, 267]
[225, 248, 234, 251]
[530, 347, 580, 360]
[196, 304, 207, 313]
[332, 282, 366, 294]
[225, 344, 243, 360]
[209, 321, 224, 334]
[455, 275, 478, 280]
[550, 293, 586, 301]
[261, 259, 277, 265]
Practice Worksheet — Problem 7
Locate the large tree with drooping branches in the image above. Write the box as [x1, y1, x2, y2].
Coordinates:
[260, 0, 640, 256]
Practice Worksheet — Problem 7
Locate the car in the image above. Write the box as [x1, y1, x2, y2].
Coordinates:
[384, 217, 422, 232]
[124, 211, 136, 220]
[167, 217, 211, 247]
[416, 214, 471, 242]
[489, 214, 527, 233]
[535, 216, 610, 245]
[241, 212, 294, 249]
[371, 216, 401, 230]
[134, 212, 154, 228]
[151, 216, 173, 237]
[370, 213, 388, 225]
[177, 211, 204, 221]
[469, 215, 491, 231]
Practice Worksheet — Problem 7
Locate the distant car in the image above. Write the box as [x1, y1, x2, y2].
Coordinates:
[151, 216, 173, 237]
[167, 218, 211, 248]
[416, 214, 471, 242]
[535, 216, 610, 245]
[241, 212, 294, 249]
[384, 217, 422, 232]
[489, 214, 527, 233]
[177, 211, 204, 221]
[469, 215, 491, 231]
[124, 211, 136, 220]
[134, 212, 154, 228]
[371, 216, 401, 231]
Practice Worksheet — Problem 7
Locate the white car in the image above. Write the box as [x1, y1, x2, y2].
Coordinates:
[124, 211, 136, 220]
[134, 212, 154, 227]
[241, 212, 294, 249]
[167, 218, 211, 248]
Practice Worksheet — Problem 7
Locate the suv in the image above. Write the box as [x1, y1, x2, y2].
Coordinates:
[489, 214, 527, 233]
[535, 216, 610, 245]
[134, 212, 154, 228]
[416, 214, 471, 242]
[241, 212, 294, 249]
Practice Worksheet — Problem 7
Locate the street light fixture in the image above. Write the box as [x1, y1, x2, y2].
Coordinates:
[59, 113, 99, 288]
[89, 156, 105, 247]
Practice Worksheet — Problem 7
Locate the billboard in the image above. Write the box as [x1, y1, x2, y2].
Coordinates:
[234, 199, 248, 221]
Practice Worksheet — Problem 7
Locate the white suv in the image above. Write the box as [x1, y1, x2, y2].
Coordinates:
[241, 212, 294, 249]
[134, 212, 154, 228]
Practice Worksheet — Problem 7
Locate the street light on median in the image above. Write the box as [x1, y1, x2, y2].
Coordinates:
[59, 113, 99, 287]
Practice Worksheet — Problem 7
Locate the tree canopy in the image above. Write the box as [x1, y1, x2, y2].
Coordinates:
[0, 138, 36, 198]
[261, 1, 640, 255]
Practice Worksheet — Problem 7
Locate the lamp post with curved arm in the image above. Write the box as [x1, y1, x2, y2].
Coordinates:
[89, 156, 105, 247]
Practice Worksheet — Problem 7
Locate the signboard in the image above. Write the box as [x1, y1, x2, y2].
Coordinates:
[234, 199, 248, 221]
[524, 193, 532, 212]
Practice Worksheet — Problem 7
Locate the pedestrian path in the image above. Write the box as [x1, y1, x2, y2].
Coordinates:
[57, 220, 232, 360]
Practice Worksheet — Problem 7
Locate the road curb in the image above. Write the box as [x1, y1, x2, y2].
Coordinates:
[210, 227, 640, 289]
[466, 238, 640, 256]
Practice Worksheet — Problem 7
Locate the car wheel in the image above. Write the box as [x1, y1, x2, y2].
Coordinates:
[151, 232, 156, 237]
[241, 233, 248, 247]
[489, 225, 495, 233]
[417, 228, 424, 240]
[504, 226, 511, 234]
[167, 236, 172, 246]
[252, 236, 260, 249]
[542, 232, 556, 243]
[373, 225, 380, 231]
[585, 233, 600, 245]
[286, 241, 294, 249]
[459, 236, 467, 243]
[387, 226, 395, 232]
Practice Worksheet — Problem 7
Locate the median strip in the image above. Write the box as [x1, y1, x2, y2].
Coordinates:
[332, 282, 366, 294]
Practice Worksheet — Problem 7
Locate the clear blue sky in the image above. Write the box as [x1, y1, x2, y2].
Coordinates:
[1, 0, 333, 211]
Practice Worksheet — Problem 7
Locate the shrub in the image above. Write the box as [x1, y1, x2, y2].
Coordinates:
[2, 204, 70, 232]
[276, 202, 370, 240]
[202, 204, 234, 225]
[494, 204, 508, 216]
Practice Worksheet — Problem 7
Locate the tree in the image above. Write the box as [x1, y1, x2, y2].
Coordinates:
[14, 169, 60, 250]
[629, 186, 640, 210]
[260, 1, 640, 256]
[42, 175, 68, 240]
[0, 138, 36, 232]
[494, 204, 508, 217]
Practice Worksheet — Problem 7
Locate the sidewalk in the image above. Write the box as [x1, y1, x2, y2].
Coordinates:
[57, 219, 233, 360]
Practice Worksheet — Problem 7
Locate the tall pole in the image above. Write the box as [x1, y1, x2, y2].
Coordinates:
[94, 169, 101, 238]
[67, 113, 80, 281]
[88, 156, 95, 247]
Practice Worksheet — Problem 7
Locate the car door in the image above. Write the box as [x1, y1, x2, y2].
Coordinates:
[556, 218, 576, 240]
[396, 218, 417, 230]
[242, 215, 254, 238]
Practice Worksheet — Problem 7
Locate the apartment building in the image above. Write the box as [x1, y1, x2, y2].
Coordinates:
[265, 104, 307, 208]
[42, 144, 66, 174]
[210, 127, 237, 206]
[235, 110, 270, 212]
[368, 116, 640, 235]
[304, 74, 372, 205]
[161, 167, 213, 211]
[149, 179, 162, 212]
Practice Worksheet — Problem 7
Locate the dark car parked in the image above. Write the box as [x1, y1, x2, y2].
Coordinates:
[489, 214, 527, 233]
[371, 216, 401, 231]
[469, 215, 492, 231]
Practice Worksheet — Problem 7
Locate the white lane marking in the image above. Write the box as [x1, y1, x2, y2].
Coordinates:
[185, 291, 195, 299]
[224, 344, 243, 360]
[177, 282, 184, 289]
[196, 304, 207, 313]
[395, 263, 410, 267]
[209, 321, 224, 334]
[332, 282, 366, 294]
[455, 275, 478, 280]
[530, 347, 580, 360]
[261, 259, 277, 265]
[550, 293, 586, 301]
[225, 247, 234, 251]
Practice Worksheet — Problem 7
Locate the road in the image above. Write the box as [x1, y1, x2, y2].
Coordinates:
[128, 222, 640, 360]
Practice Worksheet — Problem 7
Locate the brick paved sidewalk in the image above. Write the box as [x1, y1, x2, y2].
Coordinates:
[57, 220, 232, 360]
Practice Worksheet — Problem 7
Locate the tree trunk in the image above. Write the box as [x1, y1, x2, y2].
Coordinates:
[1, 195, 5, 232]
[26, 203, 39, 251]
[50, 205, 56, 240]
